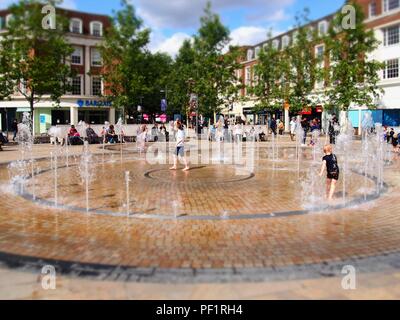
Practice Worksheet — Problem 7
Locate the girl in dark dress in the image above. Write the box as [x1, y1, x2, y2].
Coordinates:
[319, 144, 340, 200]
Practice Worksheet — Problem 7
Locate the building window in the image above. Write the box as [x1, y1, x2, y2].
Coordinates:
[255, 46, 261, 58]
[247, 49, 254, 61]
[318, 21, 328, 36]
[90, 21, 103, 37]
[91, 48, 102, 66]
[383, 58, 399, 79]
[316, 45, 325, 59]
[71, 46, 83, 65]
[383, 0, 400, 12]
[272, 39, 280, 49]
[383, 25, 400, 46]
[70, 18, 82, 34]
[282, 36, 290, 49]
[72, 76, 82, 95]
[369, 2, 377, 17]
[92, 77, 102, 96]
[245, 66, 251, 87]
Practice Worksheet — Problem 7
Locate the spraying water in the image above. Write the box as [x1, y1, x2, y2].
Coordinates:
[78, 141, 94, 213]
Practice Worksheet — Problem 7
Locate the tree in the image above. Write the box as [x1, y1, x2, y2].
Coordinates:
[0, 0, 74, 124]
[250, 32, 289, 114]
[189, 2, 243, 120]
[285, 9, 322, 113]
[168, 39, 197, 117]
[100, 0, 150, 119]
[324, 1, 384, 113]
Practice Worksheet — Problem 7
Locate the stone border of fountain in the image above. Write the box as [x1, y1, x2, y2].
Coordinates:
[0, 248, 399, 284]
[5, 160, 389, 221]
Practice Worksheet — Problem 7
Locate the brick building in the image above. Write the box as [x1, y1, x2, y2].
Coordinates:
[0, 7, 115, 135]
[228, 0, 400, 132]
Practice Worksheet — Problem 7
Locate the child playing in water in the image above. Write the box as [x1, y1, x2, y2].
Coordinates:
[319, 144, 340, 200]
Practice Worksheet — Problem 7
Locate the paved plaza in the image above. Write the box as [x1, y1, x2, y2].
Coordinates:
[0, 139, 400, 299]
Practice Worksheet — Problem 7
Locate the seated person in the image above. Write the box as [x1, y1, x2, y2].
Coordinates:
[68, 125, 82, 145]
[106, 125, 119, 144]
[0, 131, 8, 150]
[86, 125, 99, 144]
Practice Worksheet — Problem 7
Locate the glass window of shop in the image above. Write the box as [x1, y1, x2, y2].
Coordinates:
[52, 109, 71, 125]
[78, 110, 108, 125]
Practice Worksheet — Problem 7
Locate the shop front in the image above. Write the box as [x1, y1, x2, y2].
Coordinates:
[0, 98, 114, 135]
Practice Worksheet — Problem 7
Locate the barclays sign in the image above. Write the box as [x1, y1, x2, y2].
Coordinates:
[77, 100, 112, 108]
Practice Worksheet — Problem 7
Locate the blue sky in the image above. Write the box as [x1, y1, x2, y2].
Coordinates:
[0, 0, 345, 55]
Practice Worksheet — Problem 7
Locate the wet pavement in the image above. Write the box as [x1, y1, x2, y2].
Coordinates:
[0, 140, 400, 299]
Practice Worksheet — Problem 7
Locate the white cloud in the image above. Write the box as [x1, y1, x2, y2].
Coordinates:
[149, 31, 191, 57]
[229, 26, 269, 47]
[135, 0, 294, 29]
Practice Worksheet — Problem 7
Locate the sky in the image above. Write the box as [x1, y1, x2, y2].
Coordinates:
[0, 0, 345, 56]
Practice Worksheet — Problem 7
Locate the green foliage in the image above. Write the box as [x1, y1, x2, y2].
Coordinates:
[250, 32, 289, 113]
[0, 0, 75, 119]
[194, 3, 243, 118]
[324, 1, 384, 111]
[285, 9, 322, 113]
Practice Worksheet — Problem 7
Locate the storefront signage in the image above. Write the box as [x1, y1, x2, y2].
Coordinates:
[77, 100, 112, 108]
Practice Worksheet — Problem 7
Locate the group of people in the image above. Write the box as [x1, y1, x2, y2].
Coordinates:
[208, 122, 267, 143]
[384, 126, 400, 152]
[63, 123, 123, 145]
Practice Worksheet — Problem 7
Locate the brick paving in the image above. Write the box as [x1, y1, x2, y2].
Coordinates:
[0, 141, 400, 291]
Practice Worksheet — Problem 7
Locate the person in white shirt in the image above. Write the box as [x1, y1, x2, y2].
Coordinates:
[170, 120, 190, 172]
[290, 117, 297, 141]
[234, 122, 243, 143]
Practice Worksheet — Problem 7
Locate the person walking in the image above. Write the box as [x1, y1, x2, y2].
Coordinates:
[329, 115, 339, 145]
[270, 116, 277, 136]
[11, 119, 18, 142]
[170, 120, 190, 172]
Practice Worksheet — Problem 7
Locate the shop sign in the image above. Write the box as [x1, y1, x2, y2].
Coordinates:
[77, 100, 112, 108]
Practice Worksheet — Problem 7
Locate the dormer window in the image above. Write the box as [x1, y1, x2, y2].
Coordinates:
[70, 18, 82, 34]
[318, 21, 328, 36]
[282, 35, 290, 49]
[255, 46, 261, 58]
[247, 49, 254, 61]
[272, 39, 280, 49]
[90, 21, 103, 37]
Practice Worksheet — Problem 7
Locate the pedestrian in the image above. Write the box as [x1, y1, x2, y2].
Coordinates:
[329, 115, 339, 145]
[12, 119, 18, 142]
[270, 116, 277, 136]
[170, 120, 190, 172]
[290, 117, 297, 141]
[319, 144, 340, 201]
[301, 118, 309, 146]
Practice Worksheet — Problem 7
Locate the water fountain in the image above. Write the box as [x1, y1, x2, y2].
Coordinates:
[8, 112, 34, 195]
[116, 118, 124, 162]
[125, 171, 131, 216]
[78, 141, 94, 213]
[336, 117, 354, 204]
[295, 117, 305, 177]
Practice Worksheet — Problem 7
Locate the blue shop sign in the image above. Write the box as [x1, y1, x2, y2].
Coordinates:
[77, 99, 112, 108]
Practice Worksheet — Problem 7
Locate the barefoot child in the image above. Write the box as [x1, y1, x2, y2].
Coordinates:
[170, 120, 190, 172]
[319, 144, 340, 200]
